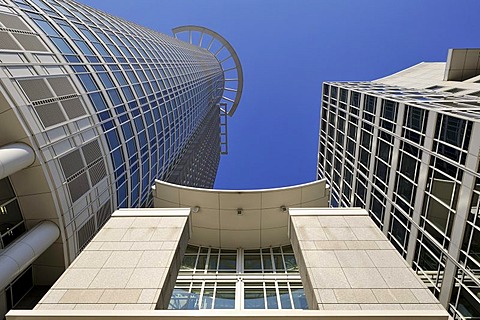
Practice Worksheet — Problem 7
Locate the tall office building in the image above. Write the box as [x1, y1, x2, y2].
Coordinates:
[317, 49, 480, 318]
[0, 0, 242, 316]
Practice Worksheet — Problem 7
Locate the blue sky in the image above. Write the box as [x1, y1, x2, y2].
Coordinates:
[80, 0, 480, 190]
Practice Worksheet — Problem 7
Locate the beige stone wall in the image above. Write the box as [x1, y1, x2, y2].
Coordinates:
[34, 209, 190, 310]
[289, 208, 447, 313]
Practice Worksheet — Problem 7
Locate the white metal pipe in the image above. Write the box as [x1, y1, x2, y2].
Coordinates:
[0, 221, 59, 289]
[0, 143, 35, 180]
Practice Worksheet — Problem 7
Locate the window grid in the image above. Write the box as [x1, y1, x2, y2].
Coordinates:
[23, 0, 225, 208]
[172, 245, 306, 310]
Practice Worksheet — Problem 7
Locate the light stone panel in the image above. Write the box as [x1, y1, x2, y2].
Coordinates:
[35, 209, 190, 310]
[154, 179, 330, 248]
[289, 208, 446, 314]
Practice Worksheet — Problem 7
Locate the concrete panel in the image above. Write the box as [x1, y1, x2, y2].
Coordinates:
[289, 208, 446, 313]
[35, 209, 190, 310]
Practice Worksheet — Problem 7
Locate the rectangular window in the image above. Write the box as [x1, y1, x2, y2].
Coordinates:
[364, 95, 376, 114]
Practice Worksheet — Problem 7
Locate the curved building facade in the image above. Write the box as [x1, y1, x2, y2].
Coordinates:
[0, 0, 241, 313]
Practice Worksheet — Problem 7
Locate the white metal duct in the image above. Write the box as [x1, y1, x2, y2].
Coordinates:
[0, 221, 59, 290]
[0, 143, 35, 180]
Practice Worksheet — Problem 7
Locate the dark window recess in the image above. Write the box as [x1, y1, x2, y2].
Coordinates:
[342, 184, 352, 202]
[390, 216, 409, 247]
[361, 132, 371, 149]
[399, 152, 418, 182]
[364, 95, 376, 113]
[337, 117, 345, 131]
[356, 179, 367, 202]
[436, 115, 471, 149]
[330, 86, 338, 99]
[359, 148, 370, 168]
[405, 106, 426, 133]
[370, 195, 385, 226]
[402, 142, 420, 157]
[435, 142, 462, 163]
[350, 92, 360, 107]
[362, 122, 373, 133]
[381, 100, 397, 121]
[375, 160, 388, 182]
[433, 157, 463, 181]
[395, 194, 412, 216]
[377, 140, 391, 162]
[0, 178, 15, 202]
[347, 123, 357, 139]
[6, 267, 33, 310]
[364, 113, 374, 123]
[323, 84, 329, 95]
[340, 88, 348, 102]
[415, 238, 442, 272]
[344, 169, 353, 185]
[453, 286, 480, 318]
[381, 119, 394, 132]
[347, 139, 355, 157]
[336, 132, 344, 147]
[396, 176, 413, 203]
[403, 129, 422, 145]
[331, 194, 339, 208]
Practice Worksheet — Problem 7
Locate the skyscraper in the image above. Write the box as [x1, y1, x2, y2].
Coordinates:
[318, 49, 480, 318]
[0, 0, 242, 315]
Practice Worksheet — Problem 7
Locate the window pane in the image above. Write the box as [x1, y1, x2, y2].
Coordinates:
[208, 255, 218, 271]
[279, 289, 292, 309]
[274, 255, 285, 272]
[292, 288, 308, 309]
[0, 178, 15, 203]
[51, 37, 74, 54]
[218, 255, 236, 271]
[168, 288, 199, 310]
[79, 74, 98, 92]
[244, 289, 265, 309]
[400, 153, 417, 181]
[391, 217, 407, 245]
[244, 255, 262, 271]
[364, 95, 376, 113]
[262, 254, 272, 270]
[439, 116, 465, 147]
[397, 176, 413, 203]
[99, 73, 115, 88]
[201, 288, 213, 309]
[196, 255, 207, 270]
[266, 289, 278, 309]
[34, 19, 60, 36]
[405, 106, 424, 132]
[284, 255, 298, 272]
[214, 289, 235, 309]
[425, 197, 450, 233]
[180, 256, 196, 271]
[382, 100, 396, 121]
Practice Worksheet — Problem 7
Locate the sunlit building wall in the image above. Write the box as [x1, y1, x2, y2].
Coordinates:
[318, 51, 480, 318]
